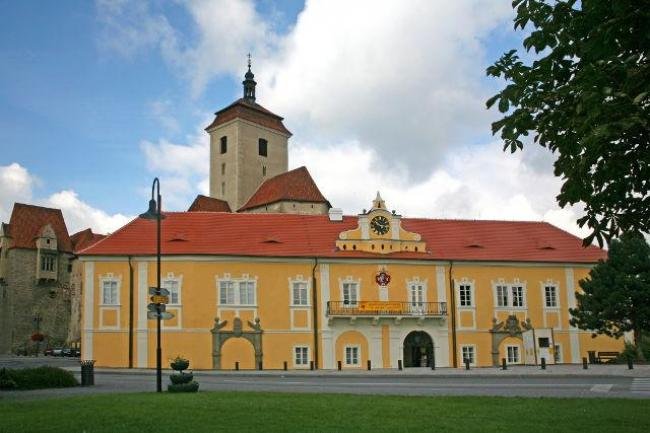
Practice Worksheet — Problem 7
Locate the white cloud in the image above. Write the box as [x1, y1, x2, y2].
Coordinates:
[291, 140, 591, 239]
[149, 99, 181, 133]
[0, 163, 131, 235]
[139, 125, 210, 210]
[44, 191, 131, 235]
[108, 1, 591, 239]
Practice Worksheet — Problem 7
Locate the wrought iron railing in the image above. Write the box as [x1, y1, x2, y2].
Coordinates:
[327, 301, 447, 317]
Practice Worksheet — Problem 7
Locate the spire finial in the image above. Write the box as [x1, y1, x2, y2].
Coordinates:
[243, 53, 256, 102]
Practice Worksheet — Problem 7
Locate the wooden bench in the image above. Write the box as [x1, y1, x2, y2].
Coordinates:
[597, 351, 619, 363]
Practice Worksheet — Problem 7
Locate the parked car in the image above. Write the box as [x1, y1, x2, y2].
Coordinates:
[44, 347, 63, 356]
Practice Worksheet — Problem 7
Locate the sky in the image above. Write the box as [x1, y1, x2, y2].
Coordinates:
[0, 0, 591, 239]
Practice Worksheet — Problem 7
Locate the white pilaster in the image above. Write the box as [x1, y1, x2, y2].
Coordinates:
[370, 326, 382, 368]
[565, 267, 581, 363]
[137, 262, 149, 368]
[82, 262, 94, 360]
[435, 266, 447, 303]
[319, 264, 334, 368]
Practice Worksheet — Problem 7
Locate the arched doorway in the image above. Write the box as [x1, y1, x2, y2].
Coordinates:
[403, 331, 434, 367]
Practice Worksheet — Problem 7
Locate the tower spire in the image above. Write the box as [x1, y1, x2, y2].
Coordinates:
[243, 53, 256, 102]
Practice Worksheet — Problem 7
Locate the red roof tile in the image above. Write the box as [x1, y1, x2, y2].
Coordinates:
[70, 228, 106, 253]
[188, 195, 232, 213]
[238, 166, 331, 212]
[5, 203, 73, 252]
[205, 98, 292, 136]
[79, 212, 606, 264]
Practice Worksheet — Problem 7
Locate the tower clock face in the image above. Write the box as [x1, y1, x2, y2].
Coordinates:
[370, 215, 390, 235]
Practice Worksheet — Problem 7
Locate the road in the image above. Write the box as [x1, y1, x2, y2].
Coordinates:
[2, 366, 649, 400]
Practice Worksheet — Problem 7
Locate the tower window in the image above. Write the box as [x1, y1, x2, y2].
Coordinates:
[258, 139, 268, 157]
[221, 182, 225, 196]
[220, 136, 227, 154]
[221, 163, 226, 176]
[262, 166, 266, 176]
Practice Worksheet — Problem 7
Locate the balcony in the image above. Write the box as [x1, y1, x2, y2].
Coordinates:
[327, 301, 447, 321]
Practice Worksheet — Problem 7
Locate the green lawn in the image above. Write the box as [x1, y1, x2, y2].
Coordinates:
[0, 392, 647, 433]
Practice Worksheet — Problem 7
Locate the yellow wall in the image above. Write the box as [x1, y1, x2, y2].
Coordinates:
[82, 257, 624, 369]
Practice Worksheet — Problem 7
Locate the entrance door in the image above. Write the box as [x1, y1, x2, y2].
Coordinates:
[403, 331, 434, 367]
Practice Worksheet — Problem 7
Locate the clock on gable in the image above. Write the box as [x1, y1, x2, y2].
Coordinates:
[335, 192, 426, 255]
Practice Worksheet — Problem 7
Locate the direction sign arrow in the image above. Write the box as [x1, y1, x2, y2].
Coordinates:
[147, 311, 175, 320]
[148, 287, 170, 296]
[147, 303, 166, 313]
[150, 295, 169, 304]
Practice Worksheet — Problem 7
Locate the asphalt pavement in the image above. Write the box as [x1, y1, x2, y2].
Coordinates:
[1, 356, 649, 400]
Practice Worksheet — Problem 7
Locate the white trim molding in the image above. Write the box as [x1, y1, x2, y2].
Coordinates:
[82, 262, 94, 360]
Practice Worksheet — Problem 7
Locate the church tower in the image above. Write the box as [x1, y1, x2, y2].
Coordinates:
[205, 57, 291, 211]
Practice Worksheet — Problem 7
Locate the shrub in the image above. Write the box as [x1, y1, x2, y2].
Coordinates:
[170, 373, 193, 385]
[0, 368, 17, 390]
[170, 356, 190, 372]
[168, 381, 199, 393]
[0, 366, 78, 391]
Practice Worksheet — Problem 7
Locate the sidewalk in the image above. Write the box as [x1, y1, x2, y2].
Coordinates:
[75, 363, 650, 379]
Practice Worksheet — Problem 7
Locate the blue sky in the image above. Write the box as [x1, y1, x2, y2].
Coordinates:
[1, 1, 585, 237]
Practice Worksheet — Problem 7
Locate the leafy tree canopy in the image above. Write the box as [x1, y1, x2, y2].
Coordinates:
[487, 0, 649, 246]
[570, 232, 650, 356]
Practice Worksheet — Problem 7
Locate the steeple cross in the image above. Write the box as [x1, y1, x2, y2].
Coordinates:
[247, 53, 252, 69]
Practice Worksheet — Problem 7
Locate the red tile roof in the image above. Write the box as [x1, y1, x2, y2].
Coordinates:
[79, 212, 606, 264]
[238, 166, 331, 212]
[5, 203, 73, 252]
[70, 228, 106, 253]
[188, 195, 232, 213]
[205, 98, 292, 136]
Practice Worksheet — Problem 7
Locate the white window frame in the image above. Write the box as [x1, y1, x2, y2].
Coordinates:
[293, 346, 310, 367]
[495, 284, 509, 307]
[100, 276, 120, 306]
[408, 280, 426, 307]
[511, 285, 525, 308]
[506, 345, 521, 364]
[457, 280, 474, 308]
[543, 284, 559, 308]
[340, 277, 360, 307]
[492, 279, 527, 309]
[162, 273, 182, 306]
[344, 345, 360, 366]
[289, 276, 310, 307]
[217, 275, 257, 307]
[460, 345, 476, 366]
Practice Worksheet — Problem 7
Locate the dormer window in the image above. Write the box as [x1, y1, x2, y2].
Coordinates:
[40, 254, 56, 272]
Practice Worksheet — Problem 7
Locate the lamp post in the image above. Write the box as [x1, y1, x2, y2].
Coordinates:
[139, 177, 164, 392]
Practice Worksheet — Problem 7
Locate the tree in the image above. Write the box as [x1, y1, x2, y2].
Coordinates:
[569, 232, 650, 359]
[486, 0, 650, 246]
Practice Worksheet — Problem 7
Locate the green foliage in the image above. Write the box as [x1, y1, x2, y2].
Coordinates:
[0, 366, 78, 390]
[170, 373, 194, 385]
[170, 356, 190, 372]
[0, 368, 18, 390]
[487, 0, 650, 246]
[167, 381, 199, 393]
[570, 232, 650, 357]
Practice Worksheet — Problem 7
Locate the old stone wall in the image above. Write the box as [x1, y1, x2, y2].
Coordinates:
[0, 248, 73, 354]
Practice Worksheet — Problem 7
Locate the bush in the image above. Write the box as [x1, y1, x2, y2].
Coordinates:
[0, 369, 17, 390]
[0, 366, 78, 391]
[170, 357, 190, 372]
[167, 381, 199, 393]
[170, 373, 193, 385]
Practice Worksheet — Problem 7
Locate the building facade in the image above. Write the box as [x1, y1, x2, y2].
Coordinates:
[78, 195, 622, 369]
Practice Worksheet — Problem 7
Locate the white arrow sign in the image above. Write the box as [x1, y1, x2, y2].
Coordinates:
[147, 311, 175, 320]
[148, 287, 170, 296]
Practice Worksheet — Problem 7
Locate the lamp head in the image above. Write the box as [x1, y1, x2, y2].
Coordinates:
[139, 199, 158, 220]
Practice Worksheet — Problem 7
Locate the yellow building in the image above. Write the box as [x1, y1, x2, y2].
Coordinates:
[78, 191, 621, 369]
[78, 63, 622, 369]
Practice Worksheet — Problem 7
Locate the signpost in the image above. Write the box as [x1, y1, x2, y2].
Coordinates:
[147, 311, 175, 320]
[150, 295, 169, 304]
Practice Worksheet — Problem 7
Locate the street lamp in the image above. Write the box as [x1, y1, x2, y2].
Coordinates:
[139, 177, 165, 392]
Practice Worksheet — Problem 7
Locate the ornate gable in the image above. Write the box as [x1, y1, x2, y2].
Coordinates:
[336, 192, 426, 254]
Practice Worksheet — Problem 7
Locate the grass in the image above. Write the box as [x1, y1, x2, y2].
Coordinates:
[0, 392, 647, 433]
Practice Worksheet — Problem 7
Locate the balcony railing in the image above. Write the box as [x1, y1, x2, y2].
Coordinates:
[327, 301, 447, 317]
